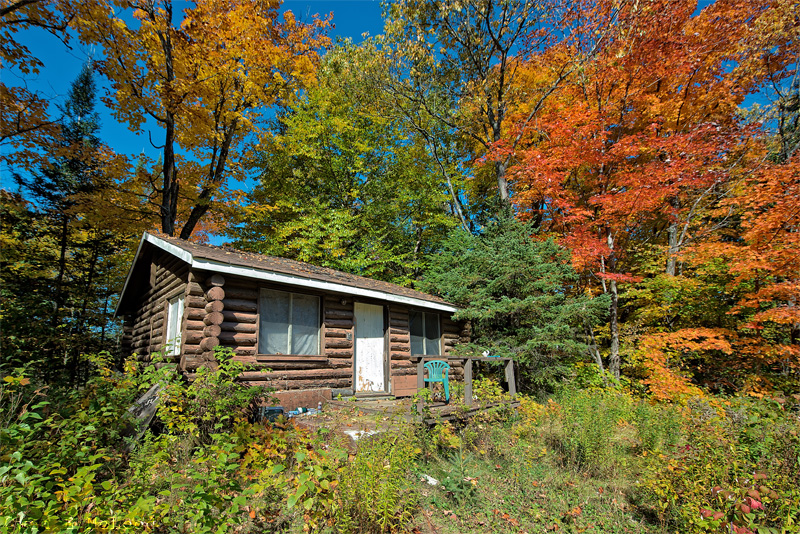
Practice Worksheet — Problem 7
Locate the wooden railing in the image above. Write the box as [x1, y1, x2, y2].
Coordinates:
[410, 355, 517, 407]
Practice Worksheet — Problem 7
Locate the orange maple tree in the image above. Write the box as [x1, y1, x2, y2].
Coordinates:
[501, 0, 796, 393]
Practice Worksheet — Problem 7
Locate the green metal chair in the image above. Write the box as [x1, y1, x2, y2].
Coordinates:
[423, 360, 451, 403]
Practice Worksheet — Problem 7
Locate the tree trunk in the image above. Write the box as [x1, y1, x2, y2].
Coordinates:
[586, 324, 608, 387]
[53, 214, 69, 326]
[608, 279, 620, 380]
[666, 220, 679, 276]
[496, 160, 510, 203]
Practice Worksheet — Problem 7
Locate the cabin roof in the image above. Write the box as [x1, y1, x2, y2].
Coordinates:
[116, 232, 459, 316]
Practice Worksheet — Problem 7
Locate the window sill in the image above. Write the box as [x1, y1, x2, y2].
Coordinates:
[255, 354, 328, 363]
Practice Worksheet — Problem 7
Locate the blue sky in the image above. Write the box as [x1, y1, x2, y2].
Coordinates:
[1, 0, 385, 188]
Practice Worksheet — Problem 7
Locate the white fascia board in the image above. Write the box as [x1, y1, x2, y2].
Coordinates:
[145, 233, 193, 264]
[115, 233, 194, 317]
[191, 257, 460, 313]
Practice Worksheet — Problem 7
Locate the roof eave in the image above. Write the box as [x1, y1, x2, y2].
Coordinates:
[191, 257, 460, 313]
[118, 233, 459, 315]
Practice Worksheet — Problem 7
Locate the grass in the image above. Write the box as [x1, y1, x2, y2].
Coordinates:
[409, 410, 670, 534]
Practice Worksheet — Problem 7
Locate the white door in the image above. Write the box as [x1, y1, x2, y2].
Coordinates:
[354, 302, 385, 393]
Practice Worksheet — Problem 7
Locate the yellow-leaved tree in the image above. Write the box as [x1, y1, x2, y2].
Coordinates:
[74, 0, 329, 238]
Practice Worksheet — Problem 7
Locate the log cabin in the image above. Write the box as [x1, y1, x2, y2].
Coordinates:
[116, 232, 470, 398]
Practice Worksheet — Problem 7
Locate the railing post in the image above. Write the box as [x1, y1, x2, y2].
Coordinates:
[464, 358, 473, 406]
[505, 358, 517, 397]
[416, 357, 425, 415]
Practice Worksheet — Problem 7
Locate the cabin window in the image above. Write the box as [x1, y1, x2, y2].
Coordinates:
[259, 288, 320, 355]
[165, 295, 184, 356]
[410, 311, 440, 356]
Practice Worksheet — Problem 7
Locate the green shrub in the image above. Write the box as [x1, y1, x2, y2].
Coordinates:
[0, 355, 138, 533]
[641, 396, 800, 534]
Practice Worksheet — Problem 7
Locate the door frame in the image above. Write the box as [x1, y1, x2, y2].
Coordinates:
[352, 301, 389, 396]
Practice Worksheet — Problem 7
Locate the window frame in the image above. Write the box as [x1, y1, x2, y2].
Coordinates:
[164, 294, 184, 356]
[409, 310, 441, 356]
[257, 287, 322, 356]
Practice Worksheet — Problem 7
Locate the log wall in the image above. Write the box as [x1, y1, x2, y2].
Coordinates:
[125, 261, 470, 395]
[178, 273, 360, 390]
[128, 252, 189, 367]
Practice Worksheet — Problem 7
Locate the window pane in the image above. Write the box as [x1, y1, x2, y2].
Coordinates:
[425, 313, 440, 355]
[166, 296, 183, 356]
[259, 289, 289, 354]
[410, 311, 424, 356]
[291, 293, 319, 355]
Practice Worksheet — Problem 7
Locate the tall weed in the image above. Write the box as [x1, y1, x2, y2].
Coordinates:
[334, 424, 420, 533]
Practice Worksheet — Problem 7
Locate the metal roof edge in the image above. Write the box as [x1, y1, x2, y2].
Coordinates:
[115, 233, 195, 317]
[117, 232, 459, 316]
[191, 258, 460, 313]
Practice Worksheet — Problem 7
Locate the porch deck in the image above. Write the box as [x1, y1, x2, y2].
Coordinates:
[410, 355, 517, 417]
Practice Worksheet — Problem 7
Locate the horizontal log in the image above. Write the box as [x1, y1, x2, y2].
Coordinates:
[389, 312, 409, 321]
[390, 335, 410, 344]
[389, 319, 408, 328]
[390, 352, 412, 360]
[255, 368, 351, 380]
[187, 370, 350, 383]
[208, 274, 225, 287]
[223, 286, 258, 300]
[390, 343, 409, 352]
[324, 349, 353, 358]
[220, 311, 256, 324]
[220, 321, 257, 333]
[443, 333, 460, 340]
[131, 324, 153, 338]
[230, 346, 256, 357]
[238, 378, 353, 389]
[133, 311, 163, 330]
[323, 302, 352, 313]
[156, 270, 186, 291]
[219, 331, 257, 345]
[204, 312, 224, 325]
[235, 355, 258, 365]
[207, 286, 225, 301]
[187, 282, 204, 296]
[185, 320, 205, 331]
[323, 319, 353, 328]
[186, 296, 207, 309]
[200, 337, 220, 351]
[203, 324, 222, 337]
[205, 300, 225, 313]
[390, 327, 408, 335]
[223, 298, 257, 312]
[182, 344, 203, 355]
[131, 339, 151, 350]
[324, 295, 353, 310]
[184, 331, 204, 345]
[325, 338, 353, 349]
[324, 328, 350, 338]
[255, 355, 328, 362]
[237, 360, 333, 370]
[324, 309, 354, 319]
[187, 308, 206, 321]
